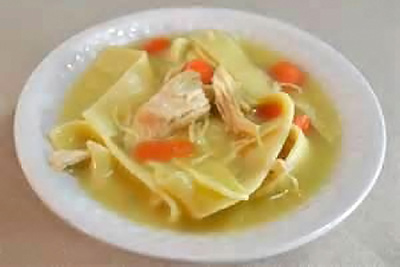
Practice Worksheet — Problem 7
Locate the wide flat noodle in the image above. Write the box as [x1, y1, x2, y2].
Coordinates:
[254, 125, 308, 198]
[253, 159, 289, 198]
[235, 93, 294, 191]
[150, 162, 239, 219]
[169, 37, 190, 62]
[284, 125, 309, 171]
[104, 139, 181, 221]
[173, 159, 248, 200]
[83, 52, 181, 221]
[49, 120, 102, 150]
[190, 30, 279, 105]
[86, 141, 114, 188]
[61, 47, 143, 122]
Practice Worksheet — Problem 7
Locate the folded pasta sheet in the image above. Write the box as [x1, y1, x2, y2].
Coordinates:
[61, 47, 144, 121]
[49, 120, 102, 150]
[254, 124, 309, 198]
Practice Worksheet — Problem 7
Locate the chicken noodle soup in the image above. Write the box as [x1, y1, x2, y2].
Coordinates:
[49, 30, 341, 232]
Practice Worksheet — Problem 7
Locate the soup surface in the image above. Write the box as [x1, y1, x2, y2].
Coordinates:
[50, 31, 341, 233]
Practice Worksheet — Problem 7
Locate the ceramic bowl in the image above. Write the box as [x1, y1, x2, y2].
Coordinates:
[14, 8, 386, 263]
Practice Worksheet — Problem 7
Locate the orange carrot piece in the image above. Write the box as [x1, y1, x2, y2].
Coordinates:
[184, 59, 214, 84]
[294, 115, 311, 132]
[133, 140, 194, 162]
[269, 61, 305, 85]
[142, 37, 171, 54]
[255, 102, 282, 120]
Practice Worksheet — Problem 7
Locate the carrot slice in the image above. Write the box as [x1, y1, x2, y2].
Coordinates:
[294, 115, 311, 132]
[184, 59, 214, 84]
[255, 102, 282, 120]
[133, 140, 194, 162]
[269, 61, 305, 85]
[142, 37, 171, 54]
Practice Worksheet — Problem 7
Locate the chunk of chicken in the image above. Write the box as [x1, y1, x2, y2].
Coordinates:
[133, 71, 211, 140]
[49, 149, 90, 171]
[212, 67, 258, 136]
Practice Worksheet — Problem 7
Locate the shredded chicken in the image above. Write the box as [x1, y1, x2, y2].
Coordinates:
[133, 71, 211, 140]
[49, 149, 90, 171]
[164, 68, 214, 102]
[192, 45, 218, 68]
[212, 67, 258, 136]
[202, 84, 214, 103]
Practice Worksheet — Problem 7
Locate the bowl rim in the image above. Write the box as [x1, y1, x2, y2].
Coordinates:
[14, 7, 386, 263]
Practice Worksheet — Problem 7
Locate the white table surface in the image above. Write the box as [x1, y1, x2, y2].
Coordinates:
[0, 0, 398, 266]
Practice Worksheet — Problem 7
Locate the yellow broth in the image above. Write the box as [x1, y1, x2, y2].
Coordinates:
[59, 37, 341, 233]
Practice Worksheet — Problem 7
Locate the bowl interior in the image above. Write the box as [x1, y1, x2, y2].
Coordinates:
[14, 8, 385, 262]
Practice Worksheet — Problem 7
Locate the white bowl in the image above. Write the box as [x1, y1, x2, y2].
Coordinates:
[14, 8, 386, 263]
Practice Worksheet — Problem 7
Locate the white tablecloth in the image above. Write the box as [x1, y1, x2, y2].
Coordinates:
[0, 0, 398, 266]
